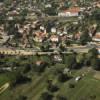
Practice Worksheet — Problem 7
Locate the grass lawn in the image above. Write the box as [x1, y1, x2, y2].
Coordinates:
[0, 73, 12, 100]
[0, 64, 100, 100]
[0, 66, 57, 100]
[0, 73, 10, 87]
[57, 70, 100, 100]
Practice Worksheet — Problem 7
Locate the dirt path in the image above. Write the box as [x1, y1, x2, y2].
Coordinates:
[0, 83, 9, 94]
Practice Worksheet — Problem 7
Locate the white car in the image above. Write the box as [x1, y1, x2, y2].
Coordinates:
[75, 76, 81, 82]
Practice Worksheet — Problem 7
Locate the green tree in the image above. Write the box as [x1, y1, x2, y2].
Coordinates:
[56, 94, 67, 100]
[16, 95, 27, 100]
[40, 91, 53, 100]
[91, 58, 100, 70]
[20, 8, 28, 17]
[40, 42, 50, 51]
[44, 7, 57, 15]
[59, 43, 66, 51]
[65, 54, 77, 69]
[10, 72, 31, 87]
[76, 53, 85, 64]
[58, 72, 69, 82]
[34, 61, 48, 73]
[84, 48, 99, 66]
[92, 8, 100, 21]
[88, 48, 99, 58]
[80, 29, 92, 45]
[47, 80, 59, 92]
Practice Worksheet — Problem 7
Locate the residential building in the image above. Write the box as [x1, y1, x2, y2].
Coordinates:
[58, 7, 80, 17]
[92, 32, 100, 42]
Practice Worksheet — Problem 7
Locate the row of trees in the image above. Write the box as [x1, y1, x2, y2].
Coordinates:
[63, 48, 100, 70]
[0, 47, 99, 74]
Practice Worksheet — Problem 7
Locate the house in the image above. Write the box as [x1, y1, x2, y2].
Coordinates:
[60, 35, 67, 42]
[50, 35, 59, 42]
[8, 16, 14, 20]
[34, 31, 47, 42]
[36, 61, 43, 66]
[40, 26, 45, 31]
[35, 61, 46, 67]
[53, 55, 62, 62]
[93, 1, 100, 8]
[7, 10, 19, 16]
[18, 28, 24, 34]
[74, 31, 82, 40]
[51, 27, 57, 33]
[58, 7, 80, 17]
[96, 3, 100, 8]
[45, 4, 52, 8]
[92, 32, 100, 42]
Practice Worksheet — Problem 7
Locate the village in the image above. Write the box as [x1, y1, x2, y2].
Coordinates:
[0, 0, 100, 100]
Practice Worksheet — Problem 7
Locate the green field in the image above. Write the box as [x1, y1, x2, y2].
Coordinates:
[0, 54, 100, 100]
[0, 73, 10, 87]
[58, 73, 100, 100]
[0, 66, 100, 100]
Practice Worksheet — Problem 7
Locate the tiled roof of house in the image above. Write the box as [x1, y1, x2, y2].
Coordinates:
[35, 31, 46, 38]
[36, 61, 44, 66]
[64, 7, 80, 13]
[61, 6, 80, 13]
[94, 32, 100, 39]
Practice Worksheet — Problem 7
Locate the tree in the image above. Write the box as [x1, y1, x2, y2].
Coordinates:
[45, 20, 55, 33]
[84, 48, 99, 66]
[58, 72, 69, 82]
[56, 95, 67, 100]
[76, 53, 85, 63]
[34, 61, 48, 73]
[16, 95, 27, 100]
[84, 53, 91, 66]
[20, 8, 28, 17]
[23, 64, 31, 73]
[76, 53, 85, 68]
[10, 72, 31, 87]
[68, 83, 75, 88]
[65, 54, 77, 69]
[80, 29, 92, 45]
[47, 80, 59, 92]
[44, 7, 57, 16]
[66, 40, 71, 46]
[59, 43, 66, 51]
[40, 42, 50, 52]
[89, 95, 96, 100]
[91, 58, 100, 70]
[92, 9, 100, 21]
[40, 91, 53, 100]
[88, 48, 99, 58]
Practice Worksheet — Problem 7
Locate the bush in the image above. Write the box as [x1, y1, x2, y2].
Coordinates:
[56, 95, 67, 100]
[69, 83, 75, 88]
[40, 91, 53, 100]
[47, 84, 59, 93]
[58, 73, 69, 82]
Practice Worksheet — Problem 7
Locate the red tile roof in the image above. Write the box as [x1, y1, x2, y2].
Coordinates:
[94, 32, 100, 39]
[64, 7, 80, 13]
